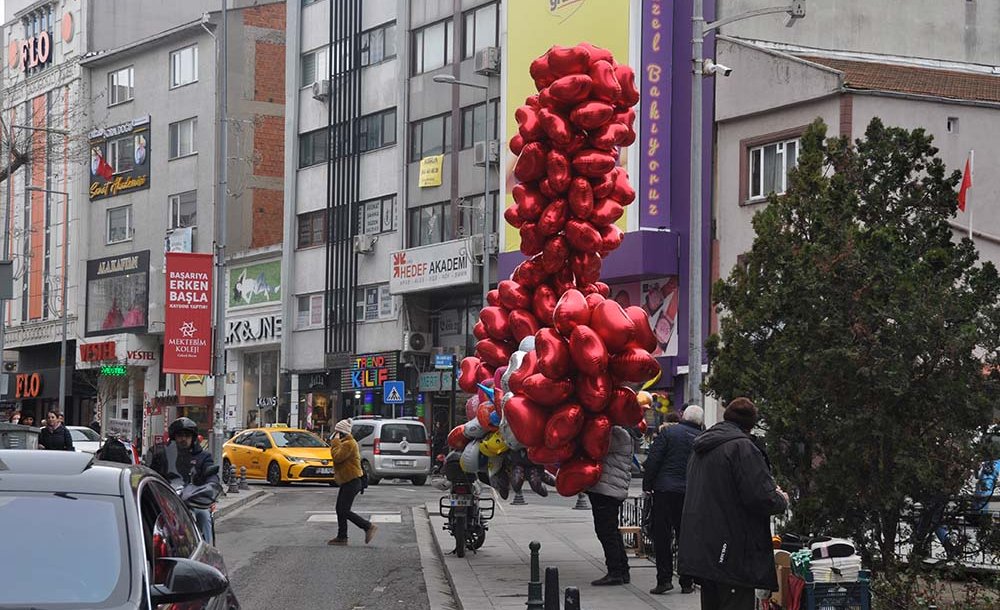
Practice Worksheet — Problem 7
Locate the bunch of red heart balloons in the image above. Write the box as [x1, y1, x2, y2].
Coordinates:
[455, 43, 659, 498]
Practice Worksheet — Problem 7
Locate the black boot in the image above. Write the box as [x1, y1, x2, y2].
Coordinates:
[650, 582, 674, 594]
[591, 573, 625, 586]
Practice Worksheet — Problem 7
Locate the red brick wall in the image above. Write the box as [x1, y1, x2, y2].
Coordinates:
[253, 115, 284, 178]
[250, 188, 284, 248]
[254, 42, 285, 103]
[243, 3, 286, 29]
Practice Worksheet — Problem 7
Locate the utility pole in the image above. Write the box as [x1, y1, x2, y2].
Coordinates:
[212, 0, 229, 464]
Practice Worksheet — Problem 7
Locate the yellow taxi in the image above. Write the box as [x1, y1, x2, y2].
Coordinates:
[222, 425, 336, 486]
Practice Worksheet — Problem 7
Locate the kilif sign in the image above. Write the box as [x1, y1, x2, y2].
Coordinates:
[341, 352, 399, 390]
[163, 253, 213, 375]
[389, 239, 476, 294]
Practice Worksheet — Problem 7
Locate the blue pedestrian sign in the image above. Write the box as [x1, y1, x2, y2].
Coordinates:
[384, 381, 405, 404]
[434, 354, 454, 370]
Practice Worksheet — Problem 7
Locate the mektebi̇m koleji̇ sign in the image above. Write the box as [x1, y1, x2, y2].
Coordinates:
[163, 253, 213, 374]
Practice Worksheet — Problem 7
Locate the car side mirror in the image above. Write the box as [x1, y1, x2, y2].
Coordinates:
[150, 557, 228, 605]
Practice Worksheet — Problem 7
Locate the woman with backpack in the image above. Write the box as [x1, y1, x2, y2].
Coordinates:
[38, 410, 74, 451]
[327, 418, 378, 546]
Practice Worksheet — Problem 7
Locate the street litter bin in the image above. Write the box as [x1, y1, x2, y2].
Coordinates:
[0, 423, 40, 449]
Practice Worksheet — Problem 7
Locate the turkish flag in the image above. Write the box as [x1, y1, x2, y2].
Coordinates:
[96, 150, 114, 181]
[958, 156, 972, 212]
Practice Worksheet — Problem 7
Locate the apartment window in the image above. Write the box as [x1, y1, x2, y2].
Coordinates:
[360, 22, 397, 67]
[108, 136, 134, 174]
[169, 45, 198, 88]
[358, 108, 397, 152]
[169, 191, 197, 229]
[357, 194, 397, 235]
[301, 47, 328, 87]
[297, 210, 327, 248]
[461, 101, 498, 149]
[296, 294, 324, 329]
[463, 3, 498, 59]
[108, 66, 134, 105]
[412, 19, 453, 74]
[355, 285, 394, 323]
[748, 139, 798, 200]
[408, 201, 453, 247]
[107, 205, 133, 244]
[298, 129, 329, 168]
[410, 113, 451, 161]
[169, 118, 198, 158]
[458, 192, 499, 238]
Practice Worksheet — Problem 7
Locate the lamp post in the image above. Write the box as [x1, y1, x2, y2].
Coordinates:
[686, 2, 805, 410]
[432, 74, 493, 308]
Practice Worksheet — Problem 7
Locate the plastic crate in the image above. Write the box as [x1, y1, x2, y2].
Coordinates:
[804, 570, 871, 610]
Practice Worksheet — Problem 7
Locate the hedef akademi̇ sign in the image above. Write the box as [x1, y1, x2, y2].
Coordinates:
[163, 253, 213, 374]
[389, 239, 476, 294]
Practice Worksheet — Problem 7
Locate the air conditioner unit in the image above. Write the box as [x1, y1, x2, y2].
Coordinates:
[473, 140, 499, 167]
[402, 331, 430, 354]
[474, 46, 500, 76]
[468, 235, 485, 258]
[352, 234, 376, 254]
[312, 79, 330, 101]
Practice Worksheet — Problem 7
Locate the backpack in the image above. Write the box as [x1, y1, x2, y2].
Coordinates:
[98, 437, 133, 464]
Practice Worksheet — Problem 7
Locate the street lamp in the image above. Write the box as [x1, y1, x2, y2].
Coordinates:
[432, 74, 493, 309]
[25, 184, 70, 415]
[686, 2, 805, 412]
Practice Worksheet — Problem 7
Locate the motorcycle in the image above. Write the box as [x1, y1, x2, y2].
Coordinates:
[438, 451, 494, 557]
[169, 464, 223, 544]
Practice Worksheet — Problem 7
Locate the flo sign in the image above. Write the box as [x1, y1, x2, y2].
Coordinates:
[389, 238, 476, 294]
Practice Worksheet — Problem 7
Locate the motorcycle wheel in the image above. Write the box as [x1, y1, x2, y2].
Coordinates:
[454, 515, 467, 558]
[468, 524, 486, 550]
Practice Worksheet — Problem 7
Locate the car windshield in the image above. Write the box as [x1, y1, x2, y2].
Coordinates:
[380, 424, 427, 443]
[0, 492, 130, 607]
[270, 431, 327, 448]
[69, 427, 100, 442]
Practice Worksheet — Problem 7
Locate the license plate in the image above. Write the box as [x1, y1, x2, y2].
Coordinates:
[395, 460, 415, 467]
[450, 496, 471, 507]
[316, 468, 333, 475]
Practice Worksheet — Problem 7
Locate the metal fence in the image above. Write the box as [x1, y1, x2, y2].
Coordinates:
[619, 495, 656, 558]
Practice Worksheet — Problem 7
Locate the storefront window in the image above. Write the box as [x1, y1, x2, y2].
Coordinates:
[242, 350, 279, 427]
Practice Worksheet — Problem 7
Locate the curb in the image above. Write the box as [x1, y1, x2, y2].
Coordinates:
[419, 504, 466, 610]
[215, 488, 267, 518]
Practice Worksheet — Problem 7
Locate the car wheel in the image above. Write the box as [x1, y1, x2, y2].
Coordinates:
[222, 458, 232, 484]
[362, 460, 381, 486]
[411, 476, 427, 486]
[267, 461, 283, 486]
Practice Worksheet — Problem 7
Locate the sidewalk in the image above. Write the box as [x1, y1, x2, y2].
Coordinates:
[425, 496, 700, 610]
[215, 486, 267, 518]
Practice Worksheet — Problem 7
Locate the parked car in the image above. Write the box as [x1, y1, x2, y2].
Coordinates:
[0, 449, 239, 609]
[67, 425, 102, 454]
[351, 417, 431, 486]
[222, 426, 336, 486]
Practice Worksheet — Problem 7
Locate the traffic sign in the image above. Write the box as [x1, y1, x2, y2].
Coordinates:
[384, 381, 405, 404]
[434, 354, 454, 370]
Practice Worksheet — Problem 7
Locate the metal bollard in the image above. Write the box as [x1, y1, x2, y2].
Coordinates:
[238, 466, 249, 490]
[564, 587, 580, 610]
[226, 464, 240, 494]
[543, 567, 560, 610]
[512, 489, 527, 505]
[526, 541, 544, 610]
[573, 493, 590, 510]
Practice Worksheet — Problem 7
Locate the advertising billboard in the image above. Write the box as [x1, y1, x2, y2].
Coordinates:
[227, 259, 281, 309]
[607, 275, 679, 357]
[85, 251, 150, 337]
[163, 252, 213, 375]
[389, 239, 477, 294]
[88, 115, 151, 201]
[640, 0, 672, 228]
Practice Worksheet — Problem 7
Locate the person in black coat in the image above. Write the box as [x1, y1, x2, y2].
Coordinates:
[642, 405, 703, 594]
[678, 398, 788, 610]
[148, 417, 219, 543]
[38, 410, 74, 450]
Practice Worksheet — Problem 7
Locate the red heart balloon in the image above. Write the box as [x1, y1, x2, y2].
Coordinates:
[539, 108, 574, 147]
[598, 224, 624, 255]
[448, 425, 470, 451]
[591, 300, 636, 353]
[498, 280, 532, 310]
[615, 108, 636, 130]
[504, 205, 525, 229]
[580, 415, 612, 461]
[508, 350, 538, 394]
[514, 142, 549, 182]
[588, 59, 622, 103]
[553, 289, 590, 336]
[625, 306, 657, 352]
[519, 223, 545, 256]
[577, 373, 611, 412]
[521, 373, 574, 406]
[515, 105, 545, 142]
[606, 386, 643, 427]
[568, 176, 594, 219]
[571, 252, 602, 285]
[539, 178, 559, 200]
[638, 419, 648, 435]
[504, 396, 549, 448]
[532, 283, 558, 325]
[512, 184, 547, 221]
[530, 54, 556, 89]
[476, 362, 494, 388]
[511, 257, 547, 289]
[480, 306, 512, 341]
[509, 309, 541, 343]
[546, 44, 591, 77]
[535, 327, 573, 379]
[569, 325, 609, 376]
[528, 442, 576, 466]
[537, 86, 570, 111]
[609, 347, 661, 383]
[564, 219, 603, 253]
[540, 235, 570, 274]
[570, 100, 615, 130]
[585, 292, 606, 311]
[465, 394, 481, 421]
[459, 357, 483, 393]
[545, 403, 585, 448]
[620, 126, 636, 147]
[473, 321, 488, 341]
[591, 172, 615, 199]
[589, 122, 630, 151]
[615, 64, 640, 107]
[476, 338, 513, 369]
[548, 74, 593, 104]
[595, 282, 610, 298]
[555, 457, 602, 497]
[564, 133, 588, 156]
[509, 133, 525, 156]
[525, 94, 541, 108]
[611, 169, 636, 205]
[590, 198, 625, 227]
[487, 289, 501, 306]
[546, 149, 572, 193]
[572, 149, 616, 178]
[578, 42, 614, 66]
[537, 198, 568, 237]
[553, 267, 577, 294]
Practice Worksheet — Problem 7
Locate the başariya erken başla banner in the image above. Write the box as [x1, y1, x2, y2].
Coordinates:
[163, 252, 213, 375]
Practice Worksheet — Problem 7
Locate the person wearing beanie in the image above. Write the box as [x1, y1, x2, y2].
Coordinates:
[678, 398, 789, 609]
[328, 418, 378, 546]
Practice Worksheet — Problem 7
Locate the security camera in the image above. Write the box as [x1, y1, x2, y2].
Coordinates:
[702, 59, 733, 77]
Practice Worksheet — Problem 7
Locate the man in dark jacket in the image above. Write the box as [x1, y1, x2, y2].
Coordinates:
[678, 398, 788, 610]
[149, 417, 219, 543]
[642, 405, 703, 594]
